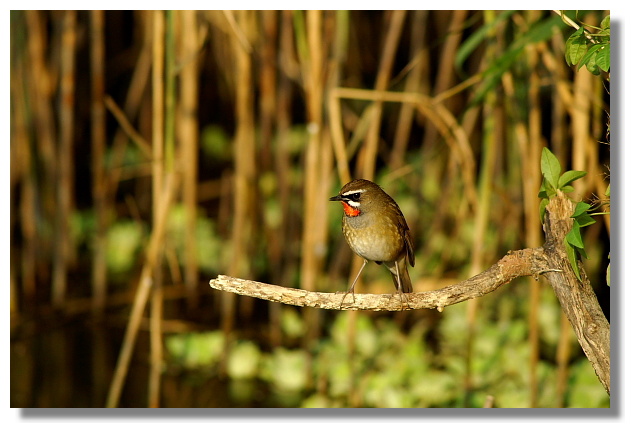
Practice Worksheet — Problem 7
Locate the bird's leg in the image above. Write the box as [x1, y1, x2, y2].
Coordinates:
[339, 259, 367, 309]
[393, 260, 410, 310]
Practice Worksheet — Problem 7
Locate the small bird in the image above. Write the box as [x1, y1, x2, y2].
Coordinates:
[330, 179, 415, 305]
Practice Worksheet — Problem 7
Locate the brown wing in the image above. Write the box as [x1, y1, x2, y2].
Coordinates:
[404, 226, 415, 267]
[391, 200, 415, 268]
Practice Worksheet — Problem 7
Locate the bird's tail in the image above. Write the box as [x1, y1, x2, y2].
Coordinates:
[385, 257, 413, 293]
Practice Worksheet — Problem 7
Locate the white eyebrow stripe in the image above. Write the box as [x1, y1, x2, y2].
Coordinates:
[342, 189, 366, 196]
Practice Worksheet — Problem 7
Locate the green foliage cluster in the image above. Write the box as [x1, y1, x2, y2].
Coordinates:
[164, 291, 609, 408]
[563, 14, 610, 75]
[69, 204, 223, 284]
[539, 148, 594, 280]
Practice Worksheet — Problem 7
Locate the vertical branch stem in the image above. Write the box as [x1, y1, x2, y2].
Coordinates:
[555, 310, 573, 407]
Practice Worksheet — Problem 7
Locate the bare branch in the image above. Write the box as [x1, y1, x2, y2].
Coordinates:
[209, 248, 552, 311]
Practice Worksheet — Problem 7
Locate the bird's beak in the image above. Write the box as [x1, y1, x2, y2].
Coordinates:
[329, 195, 342, 202]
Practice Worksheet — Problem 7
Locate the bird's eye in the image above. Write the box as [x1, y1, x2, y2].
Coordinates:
[350, 193, 361, 201]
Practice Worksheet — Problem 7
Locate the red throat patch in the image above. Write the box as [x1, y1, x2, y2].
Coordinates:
[341, 201, 361, 217]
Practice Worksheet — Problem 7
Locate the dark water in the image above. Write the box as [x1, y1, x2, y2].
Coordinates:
[10, 304, 303, 408]
[10, 314, 239, 408]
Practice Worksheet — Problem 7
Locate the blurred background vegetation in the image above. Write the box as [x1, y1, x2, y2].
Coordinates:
[10, 10, 610, 408]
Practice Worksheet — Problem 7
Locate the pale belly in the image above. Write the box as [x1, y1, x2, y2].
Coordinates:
[343, 216, 403, 263]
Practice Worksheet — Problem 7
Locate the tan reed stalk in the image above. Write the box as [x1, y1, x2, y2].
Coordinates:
[275, 10, 294, 278]
[549, 37, 568, 162]
[148, 9, 167, 408]
[90, 10, 108, 315]
[421, 10, 468, 152]
[298, 10, 326, 347]
[571, 65, 593, 197]
[11, 47, 37, 309]
[328, 88, 351, 183]
[179, 10, 200, 310]
[258, 10, 281, 283]
[269, 10, 294, 347]
[359, 10, 405, 180]
[106, 172, 178, 408]
[326, 11, 351, 186]
[256, 9, 281, 345]
[296, 9, 321, 295]
[258, 10, 277, 172]
[390, 10, 429, 170]
[25, 11, 57, 244]
[52, 10, 77, 308]
[222, 9, 256, 372]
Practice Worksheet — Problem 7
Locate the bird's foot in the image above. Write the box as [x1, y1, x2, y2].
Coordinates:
[393, 290, 411, 311]
[336, 287, 356, 309]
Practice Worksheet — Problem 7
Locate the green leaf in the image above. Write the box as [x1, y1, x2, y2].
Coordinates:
[565, 26, 588, 65]
[539, 198, 549, 223]
[605, 184, 610, 197]
[606, 262, 610, 286]
[577, 44, 602, 70]
[560, 185, 574, 193]
[600, 15, 610, 30]
[571, 201, 591, 218]
[541, 148, 561, 190]
[558, 170, 587, 189]
[575, 213, 597, 228]
[564, 241, 582, 281]
[565, 220, 585, 249]
[595, 44, 610, 72]
[584, 54, 601, 75]
[542, 177, 557, 198]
